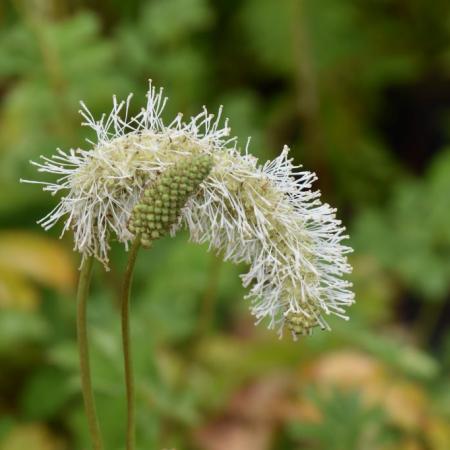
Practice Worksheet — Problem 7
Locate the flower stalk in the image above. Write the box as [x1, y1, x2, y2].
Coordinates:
[122, 154, 214, 448]
[121, 238, 141, 450]
[76, 256, 104, 450]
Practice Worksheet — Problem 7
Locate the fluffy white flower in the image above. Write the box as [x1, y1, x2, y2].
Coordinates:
[23, 82, 354, 336]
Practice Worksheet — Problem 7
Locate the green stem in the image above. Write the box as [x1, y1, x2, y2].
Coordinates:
[121, 238, 141, 450]
[76, 256, 104, 450]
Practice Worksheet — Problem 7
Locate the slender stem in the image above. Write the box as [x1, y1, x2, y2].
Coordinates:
[121, 238, 141, 450]
[76, 256, 104, 450]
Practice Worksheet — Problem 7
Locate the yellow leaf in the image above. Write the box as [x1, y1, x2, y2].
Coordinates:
[0, 423, 67, 450]
[302, 351, 431, 432]
[303, 350, 385, 390]
[0, 231, 76, 293]
[425, 418, 450, 450]
[384, 381, 427, 430]
[0, 267, 39, 311]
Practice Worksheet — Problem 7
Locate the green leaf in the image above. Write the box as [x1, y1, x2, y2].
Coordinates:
[20, 367, 72, 420]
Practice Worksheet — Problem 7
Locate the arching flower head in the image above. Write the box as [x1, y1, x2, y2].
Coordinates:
[23, 82, 354, 337]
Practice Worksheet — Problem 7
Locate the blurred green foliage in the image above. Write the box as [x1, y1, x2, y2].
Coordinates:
[0, 0, 449, 449]
[287, 389, 388, 450]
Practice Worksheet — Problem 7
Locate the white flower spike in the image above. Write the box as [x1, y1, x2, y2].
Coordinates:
[23, 82, 354, 337]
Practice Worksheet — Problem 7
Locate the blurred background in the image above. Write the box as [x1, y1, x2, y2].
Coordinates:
[0, 0, 449, 449]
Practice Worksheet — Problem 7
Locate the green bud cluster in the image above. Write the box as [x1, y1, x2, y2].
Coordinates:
[285, 303, 323, 336]
[129, 154, 213, 247]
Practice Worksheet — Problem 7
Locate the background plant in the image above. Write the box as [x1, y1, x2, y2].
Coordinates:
[0, 0, 449, 449]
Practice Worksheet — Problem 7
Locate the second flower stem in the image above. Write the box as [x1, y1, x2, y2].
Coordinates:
[121, 238, 141, 450]
[77, 256, 104, 450]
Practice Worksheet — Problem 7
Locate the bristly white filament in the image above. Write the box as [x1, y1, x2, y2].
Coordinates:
[22, 81, 354, 336]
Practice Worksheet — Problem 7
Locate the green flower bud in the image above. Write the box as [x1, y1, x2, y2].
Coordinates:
[129, 154, 213, 247]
